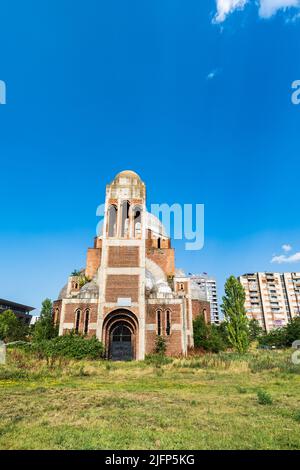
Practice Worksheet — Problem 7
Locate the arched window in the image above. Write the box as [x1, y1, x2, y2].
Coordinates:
[166, 310, 171, 336]
[75, 309, 81, 333]
[157, 310, 161, 336]
[133, 206, 142, 238]
[108, 205, 118, 237]
[121, 201, 130, 237]
[180, 283, 184, 291]
[84, 309, 90, 335]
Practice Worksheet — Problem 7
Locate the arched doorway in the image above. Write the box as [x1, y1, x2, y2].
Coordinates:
[102, 309, 138, 361]
[110, 322, 133, 361]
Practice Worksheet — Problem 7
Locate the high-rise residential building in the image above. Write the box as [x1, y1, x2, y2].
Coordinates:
[189, 274, 220, 323]
[238, 272, 300, 331]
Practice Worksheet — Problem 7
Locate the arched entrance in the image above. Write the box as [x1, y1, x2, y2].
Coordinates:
[110, 322, 133, 361]
[102, 309, 138, 361]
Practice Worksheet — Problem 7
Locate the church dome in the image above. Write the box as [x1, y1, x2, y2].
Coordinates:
[156, 279, 172, 294]
[77, 280, 99, 299]
[58, 284, 68, 300]
[115, 170, 141, 180]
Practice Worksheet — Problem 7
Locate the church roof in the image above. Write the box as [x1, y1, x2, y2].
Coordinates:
[115, 170, 141, 180]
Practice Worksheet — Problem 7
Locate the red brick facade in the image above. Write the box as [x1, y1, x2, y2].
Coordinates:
[53, 170, 213, 360]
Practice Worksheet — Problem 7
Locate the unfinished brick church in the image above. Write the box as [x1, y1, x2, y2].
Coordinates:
[53, 170, 210, 360]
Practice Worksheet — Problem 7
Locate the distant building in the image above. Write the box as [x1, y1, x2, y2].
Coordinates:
[238, 272, 300, 331]
[189, 274, 220, 324]
[0, 299, 34, 324]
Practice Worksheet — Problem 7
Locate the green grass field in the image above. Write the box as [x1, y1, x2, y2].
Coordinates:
[0, 350, 300, 450]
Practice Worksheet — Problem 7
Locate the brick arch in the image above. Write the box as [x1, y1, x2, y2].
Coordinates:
[102, 309, 139, 360]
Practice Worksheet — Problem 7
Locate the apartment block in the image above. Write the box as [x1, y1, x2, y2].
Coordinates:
[189, 274, 220, 323]
[238, 272, 300, 331]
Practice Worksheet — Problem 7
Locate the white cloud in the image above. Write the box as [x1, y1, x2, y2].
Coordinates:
[259, 0, 300, 18]
[214, 0, 248, 23]
[206, 69, 221, 80]
[282, 243, 292, 252]
[271, 252, 300, 263]
[214, 0, 300, 22]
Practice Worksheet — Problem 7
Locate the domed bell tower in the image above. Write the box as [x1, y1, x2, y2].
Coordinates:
[96, 171, 147, 360]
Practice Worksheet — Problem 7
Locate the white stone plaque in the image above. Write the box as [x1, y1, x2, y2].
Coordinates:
[117, 298, 132, 307]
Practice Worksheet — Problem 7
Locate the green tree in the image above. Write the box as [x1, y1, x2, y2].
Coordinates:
[258, 316, 300, 349]
[0, 310, 28, 342]
[248, 318, 264, 342]
[193, 314, 208, 347]
[221, 276, 249, 354]
[285, 316, 300, 346]
[33, 299, 57, 342]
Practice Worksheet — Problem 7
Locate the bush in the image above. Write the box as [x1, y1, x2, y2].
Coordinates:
[249, 353, 281, 373]
[193, 315, 226, 353]
[258, 317, 300, 349]
[154, 336, 167, 355]
[32, 332, 104, 361]
[145, 354, 172, 366]
[285, 317, 300, 346]
[258, 328, 286, 349]
[257, 389, 273, 405]
[248, 319, 263, 342]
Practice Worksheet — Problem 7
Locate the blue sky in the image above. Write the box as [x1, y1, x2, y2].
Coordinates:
[0, 0, 300, 314]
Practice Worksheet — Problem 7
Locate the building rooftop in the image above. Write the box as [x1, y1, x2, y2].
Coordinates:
[0, 298, 35, 313]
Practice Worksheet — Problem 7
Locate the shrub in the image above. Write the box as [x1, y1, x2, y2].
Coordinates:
[193, 315, 226, 353]
[32, 332, 104, 361]
[248, 319, 263, 342]
[145, 354, 172, 366]
[293, 411, 300, 423]
[258, 328, 286, 349]
[258, 317, 300, 349]
[285, 317, 300, 346]
[257, 389, 273, 405]
[249, 354, 279, 373]
[154, 336, 167, 355]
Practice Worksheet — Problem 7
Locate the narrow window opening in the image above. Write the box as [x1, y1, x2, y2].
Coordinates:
[157, 238, 161, 249]
[166, 310, 171, 336]
[84, 309, 90, 335]
[157, 310, 161, 336]
[75, 309, 81, 333]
